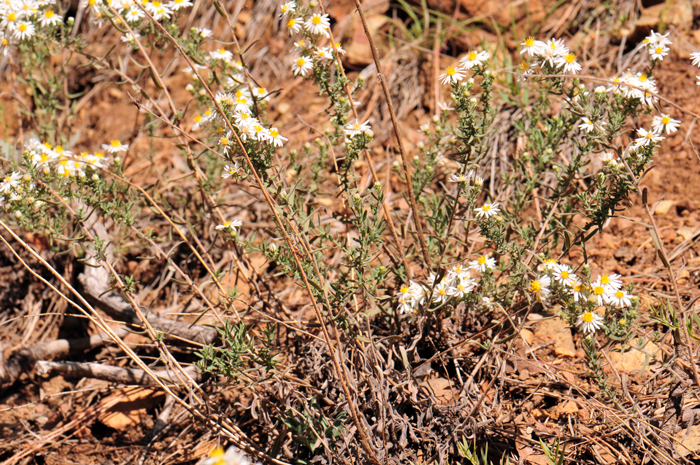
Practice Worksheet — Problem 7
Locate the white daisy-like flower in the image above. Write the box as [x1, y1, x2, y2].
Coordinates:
[599, 273, 622, 292]
[448, 278, 476, 299]
[269, 128, 287, 147]
[577, 311, 604, 335]
[482, 296, 494, 307]
[222, 163, 239, 179]
[570, 279, 586, 302]
[101, 140, 128, 153]
[216, 219, 242, 233]
[634, 127, 664, 148]
[253, 87, 269, 101]
[459, 50, 490, 70]
[13, 21, 35, 40]
[0, 171, 22, 193]
[431, 279, 451, 305]
[589, 279, 607, 306]
[606, 289, 632, 308]
[651, 114, 680, 134]
[39, 9, 62, 26]
[529, 275, 551, 301]
[541, 38, 569, 66]
[649, 45, 669, 61]
[537, 258, 558, 271]
[553, 264, 576, 286]
[474, 202, 500, 219]
[194, 27, 212, 38]
[449, 263, 471, 281]
[169, 0, 192, 9]
[520, 36, 544, 57]
[448, 172, 468, 183]
[469, 254, 496, 272]
[279, 1, 295, 17]
[200, 446, 257, 465]
[691, 51, 700, 67]
[555, 52, 581, 74]
[579, 118, 605, 133]
[332, 42, 346, 55]
[121, 31, 141, 44]
[210, 47, 233, 61]
[291, 55, 313, 76]
[304, 13, 330, 37]
[344, 119, 372, 138]
[286, 16, 303, 35]
[439, 65, 464, 85]
[599, 151, 617, 166]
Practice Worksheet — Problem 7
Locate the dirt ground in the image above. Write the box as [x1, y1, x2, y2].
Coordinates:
[2, 0, 700, 464]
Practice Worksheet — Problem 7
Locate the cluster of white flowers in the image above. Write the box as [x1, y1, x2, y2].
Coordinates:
[528, 259, 635, 335]
[518, 37, 581, 75]
[85, 0, 194, 27]
[194, 89, 288, 149]
[0, 138, 118, 212]
[27, 138, 120, 178]
[395, 256, 497, 314]
[0, 0, 63, 55]
[279, 2, 347, 78]
[607, 69, 658, 106]
[448, 169, 483, 186]
[439, 50, 490, 85]
[641, 30, 671, 62]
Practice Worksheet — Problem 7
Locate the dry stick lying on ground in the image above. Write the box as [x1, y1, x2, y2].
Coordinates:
[35, 361, 203, 386]
[78, 266, 217, 346]
[0, 328, 128, 386]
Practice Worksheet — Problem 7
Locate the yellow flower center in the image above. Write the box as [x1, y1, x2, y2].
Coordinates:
[601, 275, 610, 284]
[564, 53, 576, 64]
[468, 51, 477, 61]
[520, 61, 530, 71]
[400, 285, 409, 294]
[655, 46, 663, 53]
[615, 290, 624, 299]
[220, 137, 229, 145]
[482, 205, 491, 211]
[530, 281, 541, 293]
[18, 23, 27, 32]
[445, 66, 455, 76]
[525, 37, 535, 47]
[111, 140, 121, 147]
[561, 270, 569, 279]
[7, 12, 15, 21]
[270, 129, 279, 137]
[312, 15, 321, 25]
[639, 74, 648, 82]
[593, 285, 604, 296]
[287, 18, 296, 27]
[45, 10, 54, 17]
[582, 312, 594, 323]
[478, 256, 486, 265]
[296, 57, 305, 66]
[661, 116, 670, 124]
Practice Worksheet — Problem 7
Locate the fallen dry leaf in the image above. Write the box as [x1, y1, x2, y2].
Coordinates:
[97, 386, 165, 431]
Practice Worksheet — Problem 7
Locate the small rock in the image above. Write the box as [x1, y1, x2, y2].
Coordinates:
[677, 228, 697, 242]
[534, 318, 576, 357]
[675, 425, 700, 457]
[521, 329, 535, 345]
[654, 200, 677, 216]
[608, 340, 658, 374]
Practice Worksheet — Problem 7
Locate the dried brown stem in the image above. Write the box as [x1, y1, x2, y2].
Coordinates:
[352, 0, 431, 267]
